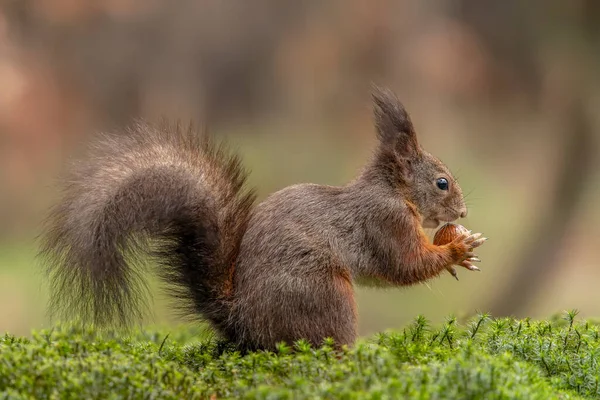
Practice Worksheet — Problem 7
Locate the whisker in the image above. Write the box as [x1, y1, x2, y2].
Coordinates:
[453, 168, 462, 181]
[463, 188, 476, 199]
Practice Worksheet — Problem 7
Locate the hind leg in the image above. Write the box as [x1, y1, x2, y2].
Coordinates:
[234, 267, 358, 351]
[289, 269, 358, 349]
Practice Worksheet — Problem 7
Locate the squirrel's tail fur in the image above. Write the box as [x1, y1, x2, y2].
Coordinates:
[39, 121, 255, 333]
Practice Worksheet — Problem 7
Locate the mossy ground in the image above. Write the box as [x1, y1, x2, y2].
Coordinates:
[1, 312, 598, 399]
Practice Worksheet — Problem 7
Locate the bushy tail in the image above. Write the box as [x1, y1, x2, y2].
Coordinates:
[39, 121, 255, 333]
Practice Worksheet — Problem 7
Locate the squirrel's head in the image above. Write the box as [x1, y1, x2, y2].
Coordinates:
[371, 86, 467, 229]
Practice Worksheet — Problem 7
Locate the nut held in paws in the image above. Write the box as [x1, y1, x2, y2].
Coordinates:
[433, 223, 469, 246]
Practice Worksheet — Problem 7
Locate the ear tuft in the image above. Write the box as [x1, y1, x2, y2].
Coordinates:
[371, 84, 419, 156]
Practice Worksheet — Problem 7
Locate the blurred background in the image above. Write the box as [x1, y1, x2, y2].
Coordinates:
[0, 0, 599, 337]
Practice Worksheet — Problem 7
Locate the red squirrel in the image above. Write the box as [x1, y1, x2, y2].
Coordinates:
[40, 86, 486, 351]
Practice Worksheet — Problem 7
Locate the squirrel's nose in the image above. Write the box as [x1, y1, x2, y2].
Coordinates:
[460, 208, 468, 218]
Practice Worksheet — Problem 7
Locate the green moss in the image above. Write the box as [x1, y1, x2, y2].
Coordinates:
[1, 312, 597, 399]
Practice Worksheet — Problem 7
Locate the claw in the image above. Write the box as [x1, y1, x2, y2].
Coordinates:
[470, 238, 487, 248]
[467, 256, 481, 262]
[460, 260, 481, 271]
[447, 266, 459, 281]
[466, 232, 483, 243]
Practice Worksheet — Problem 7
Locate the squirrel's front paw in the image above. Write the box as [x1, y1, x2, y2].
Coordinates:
[450, 231, 487, 271]
[433, 223, 487, 280]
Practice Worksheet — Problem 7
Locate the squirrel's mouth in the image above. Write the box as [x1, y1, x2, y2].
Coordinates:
[423, 214, 461, 229]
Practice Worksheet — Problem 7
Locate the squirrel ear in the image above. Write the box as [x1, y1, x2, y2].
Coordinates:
[371, 85, 420, 157]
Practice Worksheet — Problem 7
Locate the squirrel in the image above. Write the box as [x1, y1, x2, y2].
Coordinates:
[40, 86, 486, 352]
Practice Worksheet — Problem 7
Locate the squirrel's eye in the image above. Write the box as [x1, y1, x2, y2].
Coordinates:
[436, 178, 449, 191]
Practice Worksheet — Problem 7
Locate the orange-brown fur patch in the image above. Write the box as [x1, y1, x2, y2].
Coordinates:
[333, 268, 357, 321]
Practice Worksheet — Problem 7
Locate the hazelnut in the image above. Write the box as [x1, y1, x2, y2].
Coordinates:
[433, 223, 469, 246]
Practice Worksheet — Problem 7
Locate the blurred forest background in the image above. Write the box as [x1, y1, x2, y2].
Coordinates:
[0, 0, 599, 337]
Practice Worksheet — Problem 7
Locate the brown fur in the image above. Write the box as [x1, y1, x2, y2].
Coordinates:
[40, 86, 475, 351]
